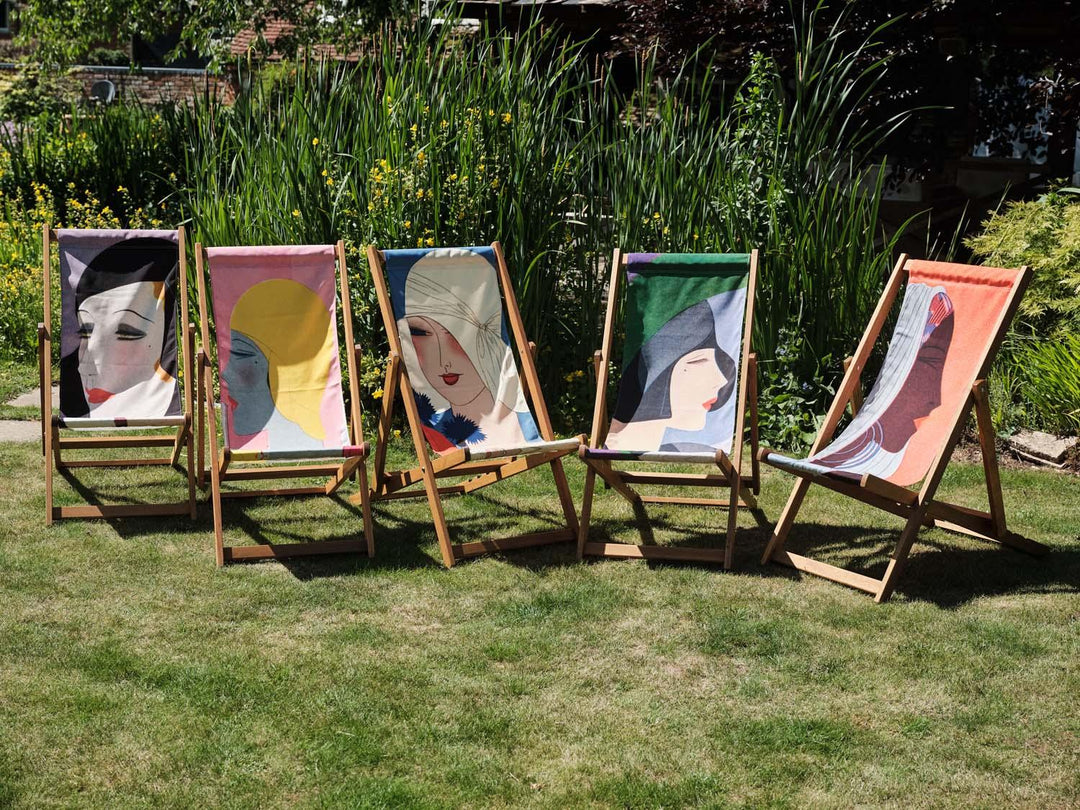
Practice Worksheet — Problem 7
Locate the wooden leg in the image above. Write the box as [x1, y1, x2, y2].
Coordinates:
[875, 505, 928, 603]
[576, 466, 598, 559]
[748, 354, 761, 494]
[723, 466, 740, 570]
[355, 460, 376, 557]
[186, 417, 197, 519]
[373, 356, 400, 493]
[44, 420, 55, 526]
[169, 422, 187, 466]
[550, 457, 579, 534]
[38, 333, 47, 456]
[973, 382, 1007, 538]
[761, 477, 811, 564]
[585, 458, 640, 505]
[204, 366, 225, 566]
[197, 360, 206, 490]
[423, 467, 455, 568]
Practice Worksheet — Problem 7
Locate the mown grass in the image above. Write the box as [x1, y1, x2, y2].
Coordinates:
[1, 437, 1078, 808]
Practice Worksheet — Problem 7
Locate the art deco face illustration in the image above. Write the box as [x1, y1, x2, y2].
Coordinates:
[668, 347, 729, 418]
[406, 314, 488, 407]
[76, 279, 167, 406]
[224, 278, 334, 444]
[222, 331, 275, 436]
[877, 293, 953, 451]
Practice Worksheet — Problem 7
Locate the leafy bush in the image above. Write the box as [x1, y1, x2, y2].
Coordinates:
[0, 65, 80, 121]
[967, 190, 1080, 335]
[968, 191, 1080, 434]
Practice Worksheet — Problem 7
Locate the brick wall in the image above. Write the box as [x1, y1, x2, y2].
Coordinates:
[0, 64, 237, 105]
[70, 66, 236, 105]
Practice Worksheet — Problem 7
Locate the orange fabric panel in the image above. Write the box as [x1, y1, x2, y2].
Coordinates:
[885, 260, 1020, 485]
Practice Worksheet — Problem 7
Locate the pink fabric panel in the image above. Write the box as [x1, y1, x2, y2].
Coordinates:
[207, 244, 349, 453]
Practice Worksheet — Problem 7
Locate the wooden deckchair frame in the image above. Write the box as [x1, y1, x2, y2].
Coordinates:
[195, 240, 374, 566]
[40, 225, 197, 523]
[760, 254, 1048, 602]
[366, 242, 582, 567]
[576, 249, 761, 569]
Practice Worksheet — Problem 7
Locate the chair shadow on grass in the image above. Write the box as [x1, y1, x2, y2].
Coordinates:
[758, 520, 1079, 608]
[56, 463, 1077, 604]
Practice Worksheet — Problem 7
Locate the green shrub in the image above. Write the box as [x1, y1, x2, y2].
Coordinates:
[0, 65, 81, 121]
[967, 191, 1080, 335]
[967, 191, 1080, 434]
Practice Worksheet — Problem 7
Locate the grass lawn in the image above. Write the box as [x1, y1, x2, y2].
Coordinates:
[1, 433, 1077, 808]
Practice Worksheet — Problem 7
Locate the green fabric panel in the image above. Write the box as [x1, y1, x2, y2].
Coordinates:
[622, 254, 749, 369]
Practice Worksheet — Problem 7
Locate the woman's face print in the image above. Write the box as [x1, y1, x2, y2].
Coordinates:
[222, 331, 275, 436]
[878, 308, 954, 451]
[407, 315, 487, 407]
[668, 347, 728, 417]
[76, 280, 166, 405]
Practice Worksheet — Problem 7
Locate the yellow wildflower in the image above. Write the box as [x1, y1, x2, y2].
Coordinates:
[312, 137, 319, 146]
[326, 177, 334, 186]
[292, 209, 301, 217]
[372, 388, 383, 399]
[321, 169, 328, 177]
[404, 220, 412, 229]
[501, 112, 511, 124]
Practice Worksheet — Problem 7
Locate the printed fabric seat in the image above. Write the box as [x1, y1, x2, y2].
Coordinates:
[577, 250, 762, 569]
[760, 257, 1050, 602]
[196, 242, 374, 565]
[41, 226, 197, 522]
[367, 243, 582, 567]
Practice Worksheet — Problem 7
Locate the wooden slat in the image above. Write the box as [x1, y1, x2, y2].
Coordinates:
[223, 539, 366, 561]
[371, 484, 468, 501]
[583, 542, 726, 564]
[926, 500, 1049, 555]
[858, 473, 919, 506]
[58, 435, 176, 449]
[458, 450, 564, 494]
[453, 527, 576, 558]
[54, 503, 193, 519]
[771, 550, 882, 595]
[59, 458, 174, 468]
[222, 464, 344, 481]
[765, 459, 916, 520]
[616, 471, 729, 487]
[638, 495, 732, 508]
[220, 486, 327, 499]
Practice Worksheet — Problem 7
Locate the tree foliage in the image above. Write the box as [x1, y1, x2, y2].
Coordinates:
[16, 0, 415, 68]
[620, 0, 1080, 177]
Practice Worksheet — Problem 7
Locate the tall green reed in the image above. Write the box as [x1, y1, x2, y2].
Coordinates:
[0, 5, 915, 444]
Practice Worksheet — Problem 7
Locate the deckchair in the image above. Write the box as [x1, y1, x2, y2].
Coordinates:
[194, 241, 374, 565]
[760, 256, 1048, 602]
[366, 243, 582, 567]
[40, 225, 196, 522]
[577, 250, 761, 568]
